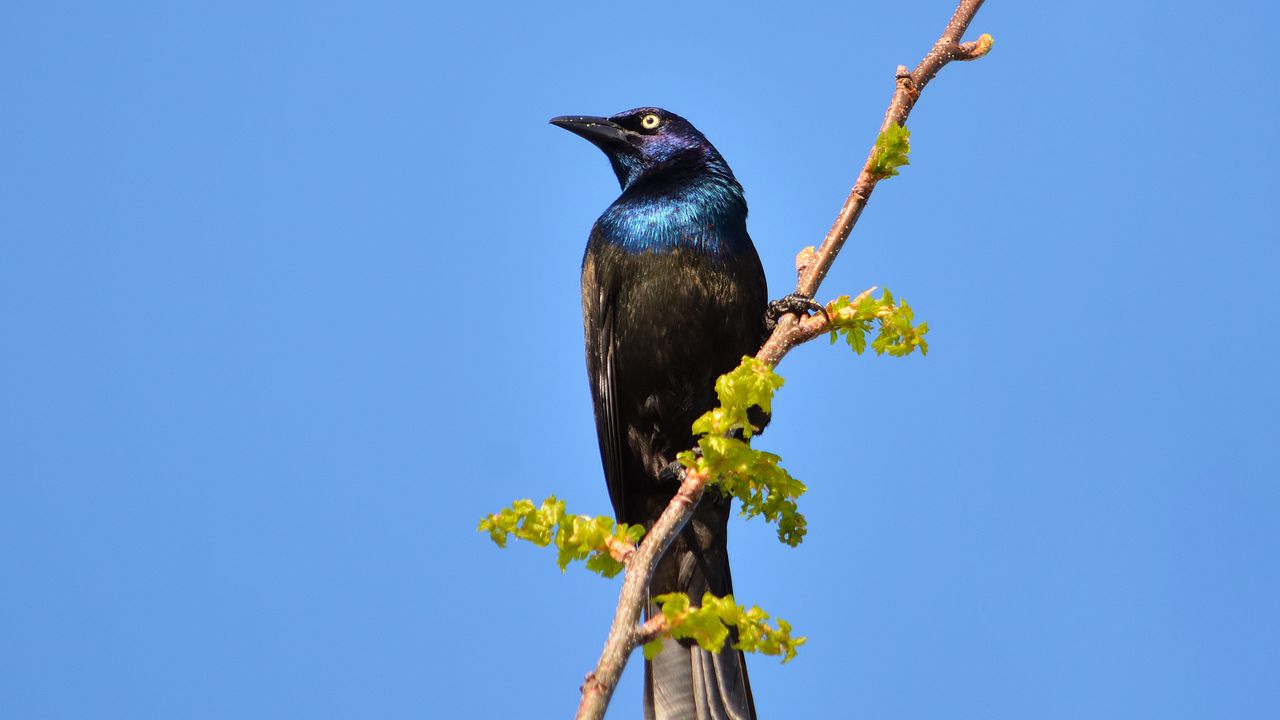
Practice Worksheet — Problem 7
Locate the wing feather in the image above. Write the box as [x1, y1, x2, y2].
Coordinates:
[583, 249, 628, 522]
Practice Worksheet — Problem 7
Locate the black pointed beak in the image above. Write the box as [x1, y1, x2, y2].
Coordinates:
[549, 115, 630, 147]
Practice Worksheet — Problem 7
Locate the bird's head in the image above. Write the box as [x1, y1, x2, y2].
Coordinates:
[550, 107, 728, 190]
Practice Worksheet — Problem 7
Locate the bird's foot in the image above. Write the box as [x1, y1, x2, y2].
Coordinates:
[657, 448, 703, 486]
[657, 461, 683, 485]
[765, 292, 829, 332]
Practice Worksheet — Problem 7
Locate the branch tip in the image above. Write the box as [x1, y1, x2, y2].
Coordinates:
[795, 246, 818, 279]
[957, 33, 994, 60]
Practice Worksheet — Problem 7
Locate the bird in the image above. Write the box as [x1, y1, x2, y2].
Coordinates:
[552, 107, 770, 720]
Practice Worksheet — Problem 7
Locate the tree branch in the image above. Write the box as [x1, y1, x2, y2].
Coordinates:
[577, 469, 708, 719]
[758, 0, 990, 366]
[576, 2, 990, 717]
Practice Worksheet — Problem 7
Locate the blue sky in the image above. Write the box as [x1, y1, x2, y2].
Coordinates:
[3, 1, 1277, 717]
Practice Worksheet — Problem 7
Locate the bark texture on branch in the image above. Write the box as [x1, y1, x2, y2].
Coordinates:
[576, 3, 989, 717]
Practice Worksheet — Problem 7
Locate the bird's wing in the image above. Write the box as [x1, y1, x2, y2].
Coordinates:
[583, 250, 628, 522]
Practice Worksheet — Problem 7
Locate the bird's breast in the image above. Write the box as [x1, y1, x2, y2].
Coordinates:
[595, 177, 752, 256]
[585, 238, 767, 369]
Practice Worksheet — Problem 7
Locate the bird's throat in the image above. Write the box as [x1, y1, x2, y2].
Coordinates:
[596, 173, 748, 255]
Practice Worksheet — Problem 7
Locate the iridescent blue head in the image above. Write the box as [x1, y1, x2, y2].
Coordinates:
[550, 107, 734, 191]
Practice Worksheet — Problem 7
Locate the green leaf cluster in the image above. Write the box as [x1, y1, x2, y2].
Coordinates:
[644, 592, 806, 664]
[680, 357, 807, 546]
[828, 288, 929, 357]
[680, 438, 807, 546]
[477, 496, 645, 578]
[869, 123, 911, 179]
[690, 355, 784, 440]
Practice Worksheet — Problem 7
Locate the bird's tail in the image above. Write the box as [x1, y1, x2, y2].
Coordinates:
[643, 533, 756, 720]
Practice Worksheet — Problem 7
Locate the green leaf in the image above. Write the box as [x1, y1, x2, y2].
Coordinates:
[825, 289, 930, 361]
[477, 496, 644, 578]
[642, 638, 664, 660]
[652, 592, 806, 663]
[690, 357, 786, 439]
[681, 358, 807, 546]
[869, 124, 911, 179]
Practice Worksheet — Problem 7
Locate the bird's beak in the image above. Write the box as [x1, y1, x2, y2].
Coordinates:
[549, 115, 630, 148]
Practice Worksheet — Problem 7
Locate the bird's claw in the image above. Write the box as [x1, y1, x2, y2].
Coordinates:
[765, 292, 829, 332]
[658, 447, 703, 485]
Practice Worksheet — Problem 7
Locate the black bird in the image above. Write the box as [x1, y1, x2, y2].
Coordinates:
[552, 108, 767, 720]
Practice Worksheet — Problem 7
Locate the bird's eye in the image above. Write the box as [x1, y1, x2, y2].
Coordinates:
[640, 113, 661, 130]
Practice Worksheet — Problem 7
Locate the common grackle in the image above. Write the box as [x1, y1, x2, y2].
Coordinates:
[552, 108, 767, 720]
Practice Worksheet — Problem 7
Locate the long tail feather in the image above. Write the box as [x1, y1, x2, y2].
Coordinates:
[642, 528, 756, 720]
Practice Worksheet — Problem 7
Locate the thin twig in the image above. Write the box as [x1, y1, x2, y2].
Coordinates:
[575, 2, 989, 717]
[637, 614, 667, 646]
[758, 0, 990, 366]
[604, 535, 636, 565]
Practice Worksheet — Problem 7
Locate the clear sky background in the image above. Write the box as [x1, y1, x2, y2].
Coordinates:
[3, 1, 1277, 718]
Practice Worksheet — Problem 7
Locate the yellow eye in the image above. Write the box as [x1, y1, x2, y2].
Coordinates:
[640, 113, 661, 130]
